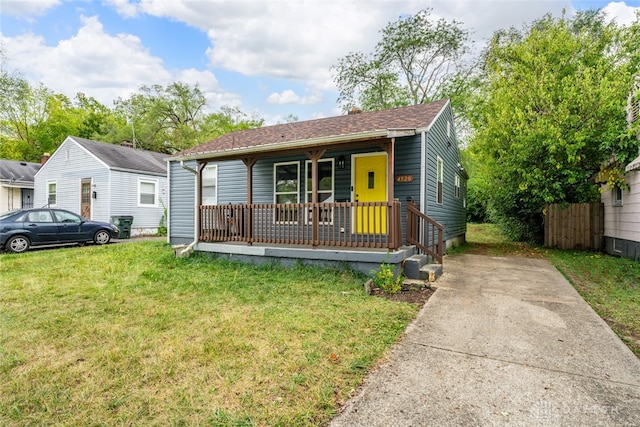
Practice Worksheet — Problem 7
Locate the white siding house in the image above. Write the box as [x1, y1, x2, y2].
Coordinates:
[34, 136, 167, 237]
[603, 155, 640, 260]
[0, 159, 40, 212]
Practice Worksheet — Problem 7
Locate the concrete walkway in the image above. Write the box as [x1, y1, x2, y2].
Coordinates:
[330, 254, 640, 426]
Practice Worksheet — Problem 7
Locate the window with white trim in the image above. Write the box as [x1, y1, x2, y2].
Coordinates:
[436, 157, 444, 204]
[454, 174, 460, 198]
[274, 161, 300, 223]
[612, 187, 623, 207]
[305, 159, 334, 224]
[138, 178, 158, 207]
[47, 181, 57, 206]
[202, 164, 218, 205]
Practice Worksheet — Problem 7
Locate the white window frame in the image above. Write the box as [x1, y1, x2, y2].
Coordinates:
[454, 174, 460, 198]
[47, 180, 57, 206]
[201, 164, 218, 206]
[138, 178, 158, 207]
[305, 159, 335, 224]
[274, 161, 300, 224]
[436, 156, 444, 205]
[612, 187, 623, 207]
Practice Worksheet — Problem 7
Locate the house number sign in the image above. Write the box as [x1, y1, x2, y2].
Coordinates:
[395, 175, 414, 183]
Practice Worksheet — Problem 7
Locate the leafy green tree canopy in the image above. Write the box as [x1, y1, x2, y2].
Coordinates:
[469, 10, 640, 242]
[332, 9, 473, 112]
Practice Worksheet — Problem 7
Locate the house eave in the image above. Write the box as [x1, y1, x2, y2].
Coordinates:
[110, 167, 167, 177]
[166, 130, 390, 162]
[626, 154, 640, 172]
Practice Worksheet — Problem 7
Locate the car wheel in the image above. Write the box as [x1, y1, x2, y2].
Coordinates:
[6, 235, 30, 253]
[94, 230, 111, 245]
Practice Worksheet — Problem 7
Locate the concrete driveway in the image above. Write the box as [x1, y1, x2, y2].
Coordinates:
[330, 254, 640, 426]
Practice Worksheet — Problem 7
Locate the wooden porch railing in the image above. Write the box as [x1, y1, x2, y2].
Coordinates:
[406, 201, 444, 263]
[200, 200, 402, 250]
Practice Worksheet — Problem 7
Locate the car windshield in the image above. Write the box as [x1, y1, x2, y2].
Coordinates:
[0, 210, 21, 220]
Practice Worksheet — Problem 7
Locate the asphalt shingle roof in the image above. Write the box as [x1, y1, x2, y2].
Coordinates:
[179, 99, 449, 158]
[0, 159, 41, 183]
[71, 137, 167, 174]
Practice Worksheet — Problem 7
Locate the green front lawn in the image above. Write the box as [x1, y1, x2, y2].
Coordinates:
[0, 242, 418, 426]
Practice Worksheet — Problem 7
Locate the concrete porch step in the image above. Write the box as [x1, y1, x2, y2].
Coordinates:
[403, 254, 443, 282]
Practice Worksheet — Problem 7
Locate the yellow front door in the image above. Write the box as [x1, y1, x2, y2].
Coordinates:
[354, 154, 387, 234]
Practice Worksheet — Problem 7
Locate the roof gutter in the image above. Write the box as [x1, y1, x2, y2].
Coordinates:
[166, 129, 390, 162]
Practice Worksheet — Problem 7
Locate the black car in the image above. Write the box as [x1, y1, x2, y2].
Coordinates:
[0, 208, 119, 253]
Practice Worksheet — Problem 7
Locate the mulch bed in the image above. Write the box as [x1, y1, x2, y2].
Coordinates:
[370, 282, 435, 306]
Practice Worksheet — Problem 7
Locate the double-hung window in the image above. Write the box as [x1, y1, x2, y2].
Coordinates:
[47, 181, 57, 206]
[454, 174, 460, 198]
[202, 165, 218, 205]
[612, 187, 623, 207]
[436, 157, 444, 204]
[305, 159, 334, 224]
[139, 179, 158, 207]
[274, 162, 300, 223]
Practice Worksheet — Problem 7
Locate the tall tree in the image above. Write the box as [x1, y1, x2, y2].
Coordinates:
[0, 69, 53, 160]
[333, 9, 473, 112]
[115, 82, 208, 153]
[469, 11, 640, 242]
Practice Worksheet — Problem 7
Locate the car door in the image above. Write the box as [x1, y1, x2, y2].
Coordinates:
[24, 210, 59, 244]
[53, 210, 84, 242]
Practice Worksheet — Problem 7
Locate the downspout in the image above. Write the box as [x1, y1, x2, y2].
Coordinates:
[174, 160, 198, 257]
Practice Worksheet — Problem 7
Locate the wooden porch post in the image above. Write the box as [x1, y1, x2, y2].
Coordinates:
[305, 149, 326, 247]
[383, 138, 395, 201]
[242, 157, 257, 245]
[382, 138, 396, 246]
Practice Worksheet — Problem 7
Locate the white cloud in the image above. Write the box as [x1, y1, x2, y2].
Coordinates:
[602, 2, 639, 26]
[0, 15, 235, 108]
[106, 0, 575, 94]
[267, 89, 322, 105]
[104, 0, 139, 18]
[1, 0, 60, 17]
[176, 68, 241, 110]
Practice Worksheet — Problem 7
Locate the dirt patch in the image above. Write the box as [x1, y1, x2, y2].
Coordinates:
[371, 283, 435, 306]
[463, 242, 544, 258]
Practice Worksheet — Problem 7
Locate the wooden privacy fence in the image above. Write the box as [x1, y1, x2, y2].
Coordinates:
[544, 203, 604, 250]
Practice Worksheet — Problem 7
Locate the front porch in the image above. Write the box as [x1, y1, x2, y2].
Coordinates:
[195, 200, 443, 276]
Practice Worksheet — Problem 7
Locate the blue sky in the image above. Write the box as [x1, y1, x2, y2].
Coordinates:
[1, 0, 638, 124]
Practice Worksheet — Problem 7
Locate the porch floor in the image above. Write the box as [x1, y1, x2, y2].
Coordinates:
[195, 241, 418, 275]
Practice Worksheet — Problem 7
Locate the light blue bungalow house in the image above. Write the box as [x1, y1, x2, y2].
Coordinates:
[34, 136, 167, 236]
[166, 99, 467, 276]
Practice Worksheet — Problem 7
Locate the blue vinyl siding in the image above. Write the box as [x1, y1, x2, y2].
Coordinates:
[169, 160, 196, 242]
[424, 105, 467, 243]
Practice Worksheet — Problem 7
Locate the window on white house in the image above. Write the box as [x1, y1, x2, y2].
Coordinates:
[612, 187, 623, 207]
[202, 165, 218, 205]
[305, 159, 334, 223]
[454, 174, 460, 198]
[436, 157, 444, 204]
[274, 161, 300, 222]
[139, 179, 157, 206]
[47, 181, 57, 206]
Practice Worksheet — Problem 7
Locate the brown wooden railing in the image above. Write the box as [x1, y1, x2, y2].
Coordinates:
[406, 201, 443, 263]
[200, 200, 402, 250]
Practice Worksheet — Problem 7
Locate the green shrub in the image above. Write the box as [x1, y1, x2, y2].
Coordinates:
[371, 262, 403, 294]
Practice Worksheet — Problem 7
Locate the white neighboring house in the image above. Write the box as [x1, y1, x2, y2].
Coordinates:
[602, 78, 640, 260]
[0, 159, 41, 212]
[34, 136, 168, 237]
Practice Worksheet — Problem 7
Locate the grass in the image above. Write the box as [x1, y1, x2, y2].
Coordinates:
[459, 223, 640, 358]
[0, 242, 418, 426]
